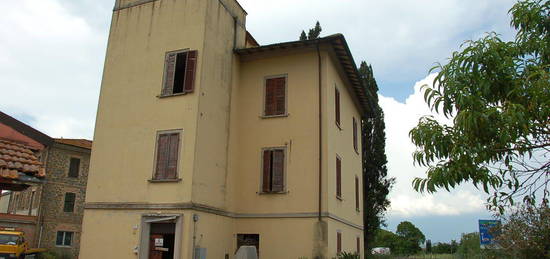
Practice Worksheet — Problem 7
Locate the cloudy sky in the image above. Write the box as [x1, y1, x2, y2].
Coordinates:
[0, 0, 518, 243]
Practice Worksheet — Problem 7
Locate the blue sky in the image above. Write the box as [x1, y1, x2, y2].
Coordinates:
[0, 0, 519, 243]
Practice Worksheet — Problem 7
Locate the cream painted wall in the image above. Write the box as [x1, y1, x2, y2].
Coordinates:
[86, 0, 210, 204]
[83, 0, 365, 258]
[236, 218, 318, 259]
[191, 0, 246, 209]
[325, 53, 364, 227]
[230, 51, 320, 214]
[80, 209, 145, 258]
[328, 219, 363, 258]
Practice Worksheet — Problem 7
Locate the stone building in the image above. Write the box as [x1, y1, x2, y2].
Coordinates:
[0, 111, 91, 258]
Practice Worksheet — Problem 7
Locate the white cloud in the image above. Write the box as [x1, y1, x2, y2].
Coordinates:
[0, 0, 108, 139]
[239, 0, 516, 99]
[380, 74, 489, 217]
[0, 0, 503, 218]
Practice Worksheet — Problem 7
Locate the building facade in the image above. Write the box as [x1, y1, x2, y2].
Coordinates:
[0, 112, 92, 258]
[79, 0, 370, 258]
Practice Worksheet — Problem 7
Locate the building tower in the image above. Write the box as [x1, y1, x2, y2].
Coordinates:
[80, 0, 367, 258]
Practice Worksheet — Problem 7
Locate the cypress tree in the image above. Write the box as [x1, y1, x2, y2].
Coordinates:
[298, 21, 322, 41]
[299, 31, 307, 41]
[359, 61, 395, 256]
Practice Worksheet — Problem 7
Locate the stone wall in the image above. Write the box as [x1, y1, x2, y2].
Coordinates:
[38, 142, 90, 258]
[4, 142, 91, 257]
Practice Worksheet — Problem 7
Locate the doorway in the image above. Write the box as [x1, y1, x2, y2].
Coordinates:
[149, 223, 175, 259]
[237, 234, 260, 256]
[139, 215, 182, 259]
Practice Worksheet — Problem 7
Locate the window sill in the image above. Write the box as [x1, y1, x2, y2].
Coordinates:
[55, 245, 72, 248]
[260, 113, 289, 119]
[157, 92, 192, 98]
[148, 178, 182, 183]
[257, 191, 289, 195]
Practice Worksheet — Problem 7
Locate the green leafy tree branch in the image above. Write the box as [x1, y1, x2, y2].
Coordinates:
[409, 0, 549, 213]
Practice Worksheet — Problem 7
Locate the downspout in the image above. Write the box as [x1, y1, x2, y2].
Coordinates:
[317, 43, 323, 221]
[37, 146, 51, 248]
[233, 16, 238, 50]
[192, 214, 199, 259]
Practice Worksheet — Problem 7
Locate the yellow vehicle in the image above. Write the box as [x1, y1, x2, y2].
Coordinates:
[0, 228, 45, 259]
[0, 228, 27, 259]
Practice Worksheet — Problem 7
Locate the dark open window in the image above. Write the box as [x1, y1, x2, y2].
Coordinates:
[56, 231, 73, 246]
[353, 117, 358, 152]
[336, 156, 342, 198]
[63, 193, 75, 212]
[264, 77, 286, 116]
[154, 132, 180, 180]
[335, 87, 341, 126]
[237, 234, 259, 256]
[262, 148, 285, 193]
[161, 50, 197, 96]
[68, 157, 80, 178]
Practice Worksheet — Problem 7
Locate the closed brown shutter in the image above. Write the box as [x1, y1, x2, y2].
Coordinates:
[274, 78, 286, 115]
[353, 117, 358, 151]
[155, 134, 169, 179]
[357, 237, 360, 254]
[271, 149, 285, 192]
[337, 232, 342, 254]
[166, 133, 179, 179]
[335, 88, 341, 125]
[265, 77, 286, 116]
[262, 150, 272, 192]
[163, 52, 177, 96]
[184, 50, 197, 93]
[355, 176, 359, 210]
[336, 156, 342, 198]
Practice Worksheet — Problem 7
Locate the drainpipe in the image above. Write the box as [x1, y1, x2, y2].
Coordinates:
[316, 43, 323, 221]
[232, 16, 238, 50]
[37, 146, 50, 248]
[192, 214, 199, 259]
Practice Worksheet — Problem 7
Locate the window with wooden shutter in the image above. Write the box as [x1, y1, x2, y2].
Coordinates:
[337, 232, 342, 254]
[264, 76, 287, 116]
[353, 117, 358, 152]
[154, 131, 180, 180]
[356, 237, 361, 254]
[355, 176, 360, 210]
[335, 87, 341, 126]
[161, 50, 197, 96]
[336, 156, 342, 198]
[261, 148, 286, 193]
[68, 157, 80, 178]
[63, 193, 76, 212]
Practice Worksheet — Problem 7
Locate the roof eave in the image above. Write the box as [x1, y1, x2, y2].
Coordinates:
[236, 34, 376, 117]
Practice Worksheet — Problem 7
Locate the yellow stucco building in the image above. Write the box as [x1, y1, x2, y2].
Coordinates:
[79, 0, 372, 258]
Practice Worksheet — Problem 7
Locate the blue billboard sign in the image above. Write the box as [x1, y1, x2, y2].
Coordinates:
[478, 219, 500, 246]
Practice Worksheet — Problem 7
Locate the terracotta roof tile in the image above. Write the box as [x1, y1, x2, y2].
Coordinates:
[54, 138, 92, 149]
[0, 139, 45, 180]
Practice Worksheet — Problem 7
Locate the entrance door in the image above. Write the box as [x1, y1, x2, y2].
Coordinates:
[149, 234, 164, 259]
[149, 223, 176, 259]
